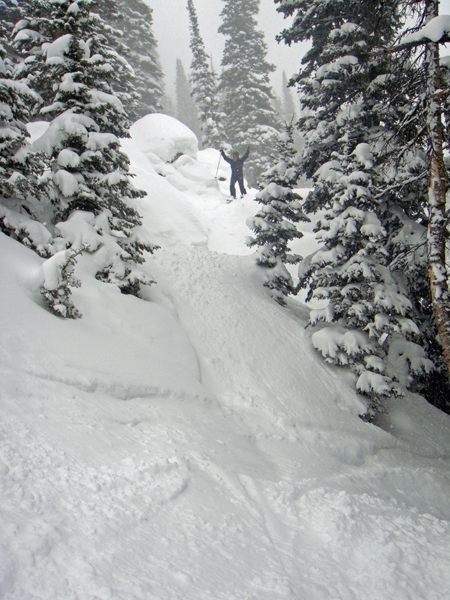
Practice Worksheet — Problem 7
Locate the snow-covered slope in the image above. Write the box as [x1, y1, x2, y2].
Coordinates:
[1, 115, 450, 600]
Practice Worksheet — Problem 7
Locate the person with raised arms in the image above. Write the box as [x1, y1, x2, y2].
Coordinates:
[220, 146, 250, 200]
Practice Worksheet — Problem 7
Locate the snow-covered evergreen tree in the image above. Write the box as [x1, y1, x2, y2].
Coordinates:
[13, 0, 132, 113]
[175, 58, 200, 138]
[400, 0, 450, 390]
[247, 123, 309, 305]
[0, 0, 20, 21]
[219, 0, 280, 186]
[103, 0, 164, 122]
[275, 0, 442, 415]
[0, 28, 50, 255]
[271, 92, 283, 123]
[386, 0, 450, 409]
[40, 247, 83, 319]
[301, 138, 435, 415]
[0, 0, 21, 58]
[13, 0, 157, 311]
[161, 93, 176, 118]
[186, 0, 224, 148]
[281, 71, 297, 123]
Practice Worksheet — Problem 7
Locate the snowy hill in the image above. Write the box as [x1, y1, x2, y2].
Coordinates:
[1, 115, 450, 600]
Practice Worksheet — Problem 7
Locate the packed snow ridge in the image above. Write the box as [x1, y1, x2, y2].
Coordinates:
[1, 114, 450, 600]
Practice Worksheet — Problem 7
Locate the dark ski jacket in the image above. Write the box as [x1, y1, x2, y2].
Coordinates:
[221, 148, 250, 178]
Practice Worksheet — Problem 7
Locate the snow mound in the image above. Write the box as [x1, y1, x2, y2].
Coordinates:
[121, 131, 259, 255]
[130, 113, 198, 162]
[172, 155, 217, 187]
[0, 233, 202, 397]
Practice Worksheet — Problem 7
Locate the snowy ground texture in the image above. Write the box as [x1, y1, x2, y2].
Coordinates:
[2, 114, 450, 600]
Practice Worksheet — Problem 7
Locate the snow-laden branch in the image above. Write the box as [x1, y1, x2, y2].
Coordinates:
[377, 15, 450, 57]
[402, 15, 450, 45]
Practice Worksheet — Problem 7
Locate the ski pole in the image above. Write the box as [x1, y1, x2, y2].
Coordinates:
[215, 154, 222, 179]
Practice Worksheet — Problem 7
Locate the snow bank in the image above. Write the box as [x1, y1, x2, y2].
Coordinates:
[120, 137, 208, 248]
[120, 137, 258, 256]
[129, 113, 198, 162]
[172, 155, 217, 187]
[0, 233, 202, 397]
[197, 147, 230, 182]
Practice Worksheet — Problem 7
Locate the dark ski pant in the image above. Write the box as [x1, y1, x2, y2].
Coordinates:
[230, 175, 246, 198]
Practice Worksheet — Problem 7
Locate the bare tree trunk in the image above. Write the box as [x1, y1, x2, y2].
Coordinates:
[425, 0, 450, 373]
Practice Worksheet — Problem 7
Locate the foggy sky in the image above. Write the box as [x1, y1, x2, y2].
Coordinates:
[149, 0, 308, 100]
[150, 0, 450, 101]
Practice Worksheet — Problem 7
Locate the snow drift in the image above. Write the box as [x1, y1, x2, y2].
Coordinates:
[129, 113, 198, 162]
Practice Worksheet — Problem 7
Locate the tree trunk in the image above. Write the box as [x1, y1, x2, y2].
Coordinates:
[425, 0, 450, 374]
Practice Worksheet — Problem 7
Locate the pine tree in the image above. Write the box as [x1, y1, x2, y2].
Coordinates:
[281, 71, 296, 123]
[275, 0, 441, 415]
[175, 57, 200, 138]
[13, 0, 132, 112]
[103, 0, 164, 122]
[186, 0, 224, 148]
[247, 123, 310, 305]
[300, 137, 435, 415]
[219, 0, 280, 186]
[161, 93, 176, 118]
[271, 92, 283, 122]
[0, 26, 49, 255]
[388, 0, 450, 408]
[13, 0, 157, 311]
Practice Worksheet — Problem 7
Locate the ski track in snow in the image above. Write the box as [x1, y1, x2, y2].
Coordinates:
[151, 240, 450, 600]
[2, 118, 450, 600]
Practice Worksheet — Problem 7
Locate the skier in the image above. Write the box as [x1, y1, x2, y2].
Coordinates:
[220, 146, 250, 199]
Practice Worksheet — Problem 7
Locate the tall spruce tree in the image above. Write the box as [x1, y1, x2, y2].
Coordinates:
[219, 0, 280, 187]
[247, 123, 309, 305]
[186, 0, 224, 148]
[161, 93, 176, 118]
[281, 71, 296, 123]
[103, 0, 164, 122]
[271, 92, 283, 122]
[275, 0, 443, 415]
[175, 57, 200, 138]
[13, 0, 157, 315]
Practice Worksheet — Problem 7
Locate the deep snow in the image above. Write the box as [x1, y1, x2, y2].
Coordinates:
[1, 114, 450, 600]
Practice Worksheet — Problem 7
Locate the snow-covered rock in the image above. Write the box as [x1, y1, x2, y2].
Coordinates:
[130, 113, 198, 162]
